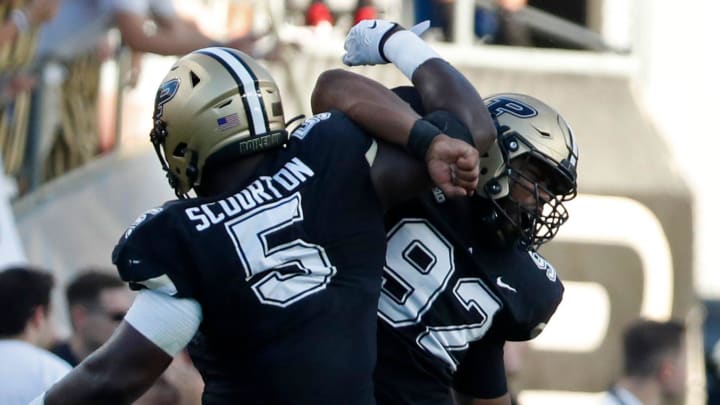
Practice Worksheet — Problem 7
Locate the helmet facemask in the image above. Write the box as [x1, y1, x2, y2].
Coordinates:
[490, 151, 576, 249]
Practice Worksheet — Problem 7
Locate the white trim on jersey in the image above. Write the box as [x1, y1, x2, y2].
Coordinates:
[199, 47, 268, 137]
[136, 274, 178, 295]
[365, 139, 378, 166]
[124, 290, 202, 356]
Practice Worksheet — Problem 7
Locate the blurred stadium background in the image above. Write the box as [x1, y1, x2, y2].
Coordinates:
[1, 0, 719, 404]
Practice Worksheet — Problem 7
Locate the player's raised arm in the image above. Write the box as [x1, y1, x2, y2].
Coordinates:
[342, 19, 497, 156]
[311, 69, 479, 208]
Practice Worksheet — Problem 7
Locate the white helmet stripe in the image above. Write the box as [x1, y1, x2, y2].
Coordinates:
[197, 47, 268, 137]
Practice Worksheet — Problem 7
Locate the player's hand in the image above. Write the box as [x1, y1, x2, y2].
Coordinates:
[425, 134, 479, 197]
[342, 19, 430, 66]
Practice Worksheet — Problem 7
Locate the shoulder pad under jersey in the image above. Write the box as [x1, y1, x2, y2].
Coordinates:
[112, 201, 196, 298]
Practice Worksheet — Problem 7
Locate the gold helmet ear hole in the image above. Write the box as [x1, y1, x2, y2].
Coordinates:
[217, 99, 232, 109]
[531, 124, 551, 137]
[172, 143, 187, 157]
[480, 167, 488, 175]
[190, 71, 200, 87]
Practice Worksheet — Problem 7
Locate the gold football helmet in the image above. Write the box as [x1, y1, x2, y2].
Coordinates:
[477, 93, 579, 248]
[149, 47, 287, 197]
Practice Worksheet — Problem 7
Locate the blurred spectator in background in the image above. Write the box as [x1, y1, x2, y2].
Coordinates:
[0, 266, 70, 405]
[0, 0, 58, 191]
[50, 269, 204, 405]
[51, 268, 203, 405]
[504, 341, 529, 405]
[412, 0, 452, 40]
[0, 0, 58, 47]
[0, 0, 58, 102]
[27, 0, 279, 185]
[50, 270, 132, 366]
[0, 73, 35, 108]
[33, 0, 272, 64]
[415, 0, 531, 45]
[305, 0, 377, 28]
[601, 319, 686, 405]
[477, 0, 532, 46]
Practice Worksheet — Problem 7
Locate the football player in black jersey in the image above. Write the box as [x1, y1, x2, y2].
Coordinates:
[339, 20, 579, 405]
[33, 34, 497, 405]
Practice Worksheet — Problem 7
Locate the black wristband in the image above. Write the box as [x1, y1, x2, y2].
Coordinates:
[407, 118, 443, 160]
[423, 110, 475, 147]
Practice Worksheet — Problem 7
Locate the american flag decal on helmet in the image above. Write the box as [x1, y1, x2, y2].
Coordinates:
[217, 113, 240, 131]
[197, 47, 269, 137]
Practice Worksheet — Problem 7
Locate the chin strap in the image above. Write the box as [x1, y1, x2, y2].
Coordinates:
[149, 119, 187, 199]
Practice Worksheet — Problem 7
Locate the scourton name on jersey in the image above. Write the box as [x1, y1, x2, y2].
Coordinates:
[375, 187, 565, 404]
[113, 110, 386, 405]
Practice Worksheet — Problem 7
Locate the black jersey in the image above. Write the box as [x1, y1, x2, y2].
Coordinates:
[375, 188, 564, 404]
[113, 111, 386, 405]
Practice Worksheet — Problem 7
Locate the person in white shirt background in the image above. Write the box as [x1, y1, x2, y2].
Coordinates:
[0, 266, 70, 405]
[600, 319, 687, 405]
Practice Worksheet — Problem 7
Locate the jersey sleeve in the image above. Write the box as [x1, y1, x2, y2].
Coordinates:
[391, 86, 426, 115]
[290, 110, 376, 170]
[112, 204, 196, 299]
[504, 251, 565, 342]
[452, 336, 508, 399]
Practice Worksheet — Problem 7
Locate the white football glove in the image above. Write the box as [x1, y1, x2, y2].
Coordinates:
[342, 20, 431, 67]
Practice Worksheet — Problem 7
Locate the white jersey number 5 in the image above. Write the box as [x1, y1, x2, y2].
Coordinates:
[226, 193, 336, 307]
